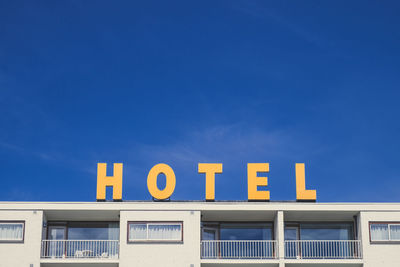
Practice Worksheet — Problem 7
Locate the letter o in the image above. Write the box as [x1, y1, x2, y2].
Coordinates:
[147, 163, 176, 200]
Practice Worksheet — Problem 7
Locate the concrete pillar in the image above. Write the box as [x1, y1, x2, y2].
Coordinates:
[274, 210, 285, 261]
[358, 211, 368, 266]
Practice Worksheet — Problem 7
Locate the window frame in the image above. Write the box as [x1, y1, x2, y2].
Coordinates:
[0, 221, 25, 243]
[127, 221, 183, 244]
[369, 222, 400, 244]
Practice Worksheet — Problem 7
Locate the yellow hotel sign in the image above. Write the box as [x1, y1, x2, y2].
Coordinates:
[96, 163, 316, 202]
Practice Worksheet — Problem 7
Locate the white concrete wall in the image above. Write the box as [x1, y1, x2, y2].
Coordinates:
[0, 202, 400, 266]
[0, 210, 43, 267]
[119, 210, 201, 267]
[360, 211, 400, 267]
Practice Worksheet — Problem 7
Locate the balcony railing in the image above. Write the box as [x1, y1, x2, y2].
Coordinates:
[41, 240, 119, 259]
[201, 240, 277, 259]
[285, 240, 362, 259]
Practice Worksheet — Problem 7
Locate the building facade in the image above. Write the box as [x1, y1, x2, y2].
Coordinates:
[0, 201, 400, 267]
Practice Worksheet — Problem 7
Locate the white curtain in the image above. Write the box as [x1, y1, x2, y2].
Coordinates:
[0, 223, 23, 240]
[370, 224, 388, 241]
[108, 223, 119, 240]
[148, 224, 181, 240]
[106, 223, 119, 257]
[130, 224, 147, 240]
[390, 225, 400, 240]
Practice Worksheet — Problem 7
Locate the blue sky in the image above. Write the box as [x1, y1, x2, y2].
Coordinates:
[0, 1, 399, 202]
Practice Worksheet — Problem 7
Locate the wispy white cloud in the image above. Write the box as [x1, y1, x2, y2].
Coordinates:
[107, 123, 329, 200]
[0, 140, 96, 176]
[231, 2, 331, 49]
[131, 125, 282, 164]
[0, 141, 54, 160]
[0, 77, 93, 176]
[0, 141, 24, 153]
[122, 123, 326, 180]
[4, 188, 36, 201]
[150, 124, 319, 159]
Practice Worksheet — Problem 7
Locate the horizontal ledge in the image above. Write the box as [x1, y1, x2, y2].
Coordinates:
[40, 258, 119, 263]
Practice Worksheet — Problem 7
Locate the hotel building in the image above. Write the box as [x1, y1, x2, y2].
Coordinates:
[0, 201, 400, 267]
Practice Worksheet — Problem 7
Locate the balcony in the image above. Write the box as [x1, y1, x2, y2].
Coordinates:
[284, 240, 362, 259]
[41, 240, 119, 259]
[201, 240, 278, 259]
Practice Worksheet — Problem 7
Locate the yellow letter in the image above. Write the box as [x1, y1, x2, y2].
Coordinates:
[97, 163, 123, 201]
[296, 163, 316, 201]
[147, 163, 176, 200]
[247, 163, 270, 201]
[198, 163, 223, 201]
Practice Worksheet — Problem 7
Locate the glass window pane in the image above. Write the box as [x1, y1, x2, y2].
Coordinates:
[49, 228, 65, 240]
[0, 223, 23, 241]
[130, 224, 147, 240]
[300, 223, 353, 240]
[148, 224, 181, 240]
[67, 222, 119, 240]
[285, 228, 298, 240]
[108, 223, 119, 240]
[371, 224, 389, 241]
[202, 229, 216, 240]
[68, 228, 108, 240]
[389, 225, 400, 240]
[220, 223, 272, 240]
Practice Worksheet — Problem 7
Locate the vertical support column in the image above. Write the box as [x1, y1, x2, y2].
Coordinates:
[41, 212, 47, 258]
[358, 211, 368, 262]
[274, 210, 285, 264]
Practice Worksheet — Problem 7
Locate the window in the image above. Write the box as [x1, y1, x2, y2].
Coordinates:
[284, 222, 354, 241]
[370, 222, 400, 242]
[66, 222, 119, 240]
[219, 223, 272, 240]
[299, 223, 354, 240]
[46, 222, 119, 240]
[0, 221, 24, 242]
[128, 222, 182, 243]
[201, 222, 273, 241]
